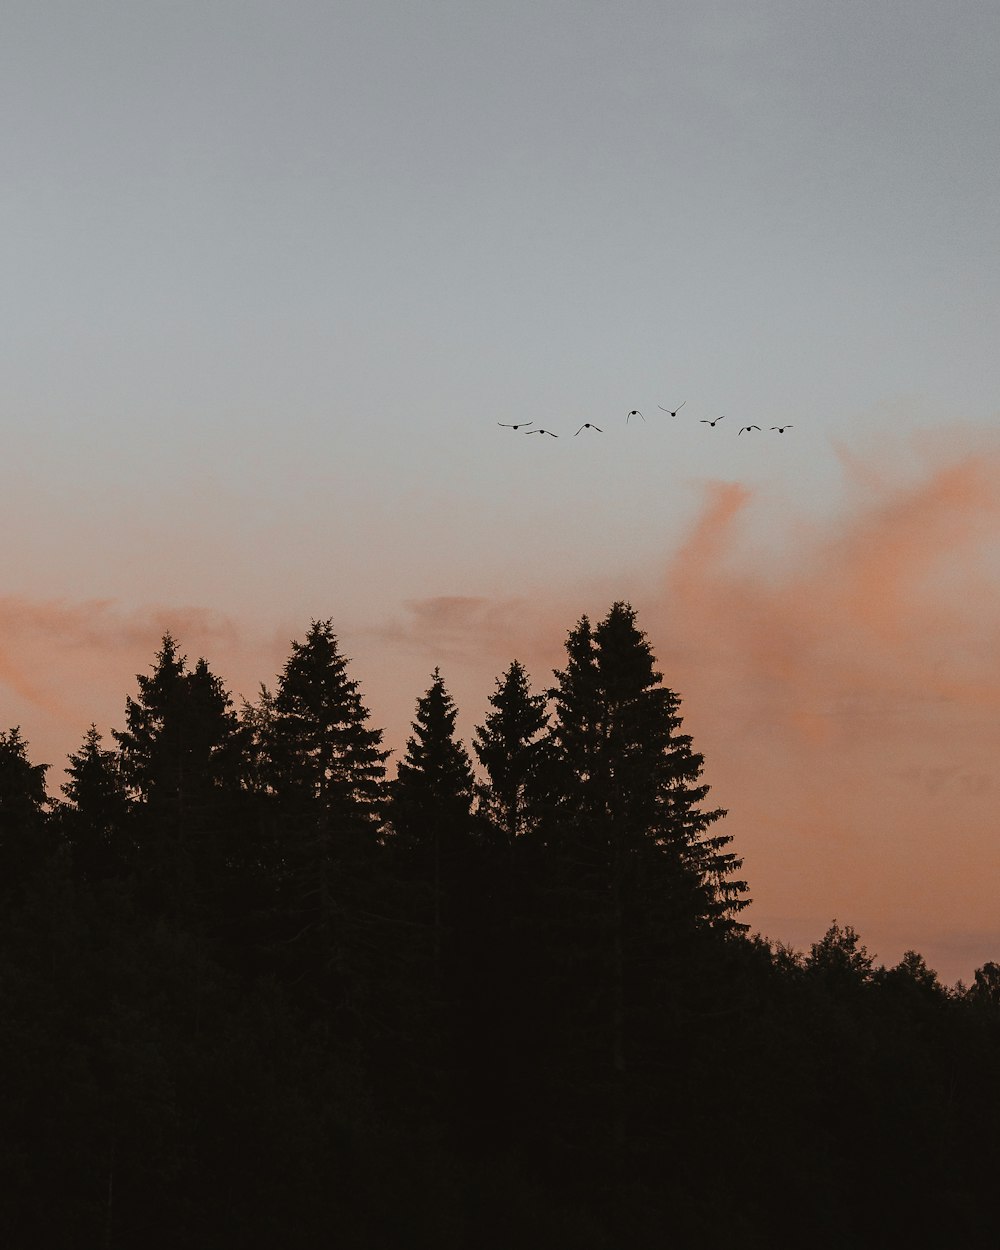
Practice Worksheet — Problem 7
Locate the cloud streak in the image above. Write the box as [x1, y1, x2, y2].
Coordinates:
[3, 431, 999, 982]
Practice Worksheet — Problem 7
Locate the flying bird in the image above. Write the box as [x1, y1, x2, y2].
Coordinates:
[525, 428, 558, 437]
[700, 416, 725, 427]
[626, 409, 644, 422]
[498, 421, 533, 430]
[770, 425, 794, 433]
[657, 402, 686, 416]
[575, 423, 603, 435]
[739, 425, 761, 435]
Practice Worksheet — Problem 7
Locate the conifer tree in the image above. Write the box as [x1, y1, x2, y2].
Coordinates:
[257, 621, 390, 1014]
[387, 669, 478, 1018]
[113, 635, 240, 812]
[390, 667, 475, 863]
[112, 635, 241, 909]
[263, 620, 388, 825]
[548, 602, 748, 932]
[57, 725, 132, 879]
[0, 727, 50, 887]
[538, 602, 748, 1156]
[472, 660, 549, 845]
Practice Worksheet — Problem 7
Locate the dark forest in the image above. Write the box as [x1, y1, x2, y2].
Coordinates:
[1, 603, 997, 1248]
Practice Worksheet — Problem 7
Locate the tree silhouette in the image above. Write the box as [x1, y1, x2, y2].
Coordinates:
[537, 602, 749, 1156]
[0, 727, 50, 889]
[473, 659, 549, 846]
[389, 668, 475, 952]
[57, 725, 133, 880]
[113, 636, 241, 912]
[256, 620, 391, 1031]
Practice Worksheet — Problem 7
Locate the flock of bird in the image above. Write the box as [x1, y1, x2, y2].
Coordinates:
[499, 403, 794, 439]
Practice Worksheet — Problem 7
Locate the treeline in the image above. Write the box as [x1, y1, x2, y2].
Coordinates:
[0, 602, 998, 1248]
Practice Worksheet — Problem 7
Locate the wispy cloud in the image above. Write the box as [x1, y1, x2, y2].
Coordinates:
[3, 431, 999, 981]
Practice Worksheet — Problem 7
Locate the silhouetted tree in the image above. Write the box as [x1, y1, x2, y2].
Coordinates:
[806, 920, 875, 989]
[473, 659, 549, 846]
[968, 960, 1000, 1008]
[0, 727, 51, 888]
[56, 724, 133, 879]
[112, 636, 241, 912]
[257, 621, 391, 1029]
[389, 669, 475, 951]
[535, 602, 748, 1159]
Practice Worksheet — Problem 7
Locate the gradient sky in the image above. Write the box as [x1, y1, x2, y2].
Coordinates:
[3, 1, 999, 985]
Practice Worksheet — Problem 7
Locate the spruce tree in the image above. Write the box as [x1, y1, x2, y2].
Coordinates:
[263, 620, 388, 823]
[0, 728, 51, 888]
[387, 665, 475, 870]
[57, 725, 132, 880]
[472, 660, 549, 846]
[387, 669, 482, 1143]
[258, 621, 390, 1018]
[112, 635, 241, 910]
[548, 601, 748, 933]
[537, 602, 748, 1158]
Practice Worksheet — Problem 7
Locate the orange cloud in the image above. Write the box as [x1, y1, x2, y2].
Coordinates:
[3, 431, 1000, 983]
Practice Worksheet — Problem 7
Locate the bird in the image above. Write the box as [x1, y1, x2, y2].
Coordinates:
[575, 423, 603, 435]
[770, 425, 794, 433]
[525, 428, 558, 437]
[657, 401, 686, 416]
[701, 416, 725, 427]
[498, 421, 533, 430]
[738, 425, 761, 435]
[626, 409, 644, 422]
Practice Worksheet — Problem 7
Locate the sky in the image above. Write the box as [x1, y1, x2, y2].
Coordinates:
[2, 1, 999, 985]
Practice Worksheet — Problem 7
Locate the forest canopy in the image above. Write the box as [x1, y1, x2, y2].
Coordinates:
[1, 603, 997, 1249]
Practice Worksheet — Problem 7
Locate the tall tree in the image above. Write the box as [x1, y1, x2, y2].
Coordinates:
[113, 636, 240, 812]
[538, 602, 748, 1157]
[0, 727, 51, 888]
[258, 620, 391, 1019]
[473, 659, 549, 846]
[389, 668, 475, 946]
[387, 670, 475, 875]
[112, 636, 241, 910]
[57, 725, 133, 880]
[548, 602, 748, 933]
[263, 620, 388, 822]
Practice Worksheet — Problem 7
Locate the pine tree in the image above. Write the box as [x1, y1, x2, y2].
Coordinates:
[537, 602, 748, 1158]
[389, 668, 475, 941]
[113, 635, 240, 812]
[112, 635, 241, 910]
[472, 660, 549, 846]
[263, 621, 388, 823]
[57, 725, 132, 879]
[390, 668, 475, 847]
[257, 621, 390, 1019]
[548, 601, 748, 933]
[0, 727, 51, 888]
